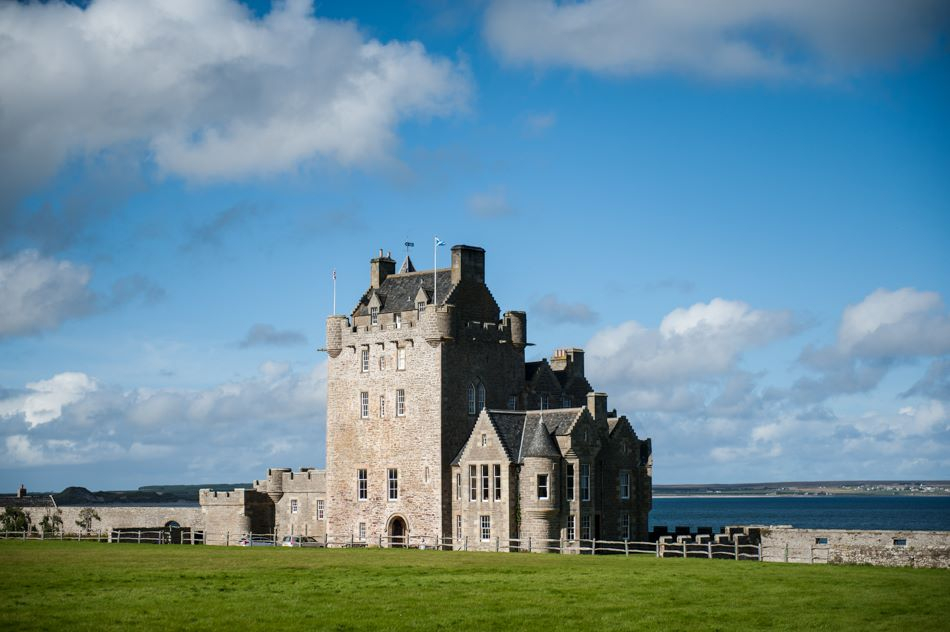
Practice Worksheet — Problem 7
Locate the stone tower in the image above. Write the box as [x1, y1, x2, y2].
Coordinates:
[324, 245, 528, 540]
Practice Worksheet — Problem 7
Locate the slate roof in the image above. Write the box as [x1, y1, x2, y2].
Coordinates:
[353, 269, 453, 316]
[520, 413, 561, 459]
[525, 361, 545, 381]
[540, 408, 585, 435]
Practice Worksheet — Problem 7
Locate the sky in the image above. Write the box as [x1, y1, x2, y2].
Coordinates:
[1, 0, 948, 491]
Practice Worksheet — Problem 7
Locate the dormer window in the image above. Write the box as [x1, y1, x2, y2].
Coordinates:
[370, 306, 379, 325]
[417, 301, 426, 319]
[394, 313, 401, 329]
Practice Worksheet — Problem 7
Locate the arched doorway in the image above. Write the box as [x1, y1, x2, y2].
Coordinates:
[387, 516, 407, 548]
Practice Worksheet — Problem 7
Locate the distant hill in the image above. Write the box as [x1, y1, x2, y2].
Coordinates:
[654, 480, 950, 496]
[51, 483, 252, 506]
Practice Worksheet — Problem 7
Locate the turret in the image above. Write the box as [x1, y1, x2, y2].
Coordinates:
[423, 304, 455, 347]
[266, 467, 291, 502]
[505, 310, 526, 350]
[325, 315, 347, 358]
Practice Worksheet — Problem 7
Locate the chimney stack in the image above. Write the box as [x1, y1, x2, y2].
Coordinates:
[370, 249, 396, 288]
[451, 244, 485, 285]
[587, 392, 607, 426]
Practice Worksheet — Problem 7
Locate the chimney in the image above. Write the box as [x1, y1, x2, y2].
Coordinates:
[550, 348, 585, 378]
[17, 483, 26, 498]
[451, 244, 485, 285]
[370, 249, 396, 288]
[587, 392, 607, 425]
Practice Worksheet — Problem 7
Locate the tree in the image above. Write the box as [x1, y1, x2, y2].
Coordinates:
[1, 506, 31, 532]
[75, 508, 100, 534]
[39, 510, 63, 536]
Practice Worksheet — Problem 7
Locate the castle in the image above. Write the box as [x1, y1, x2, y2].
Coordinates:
[199, 244, 652, 546]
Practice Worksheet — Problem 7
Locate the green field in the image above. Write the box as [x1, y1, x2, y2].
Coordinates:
[1, 541, 947, 631]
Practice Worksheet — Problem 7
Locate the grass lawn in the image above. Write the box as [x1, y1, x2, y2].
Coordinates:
[1, 541, 947, 631]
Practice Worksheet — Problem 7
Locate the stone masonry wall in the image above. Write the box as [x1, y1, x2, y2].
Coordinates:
[22, 505, 204, 536]
[760, 526, 950, 568]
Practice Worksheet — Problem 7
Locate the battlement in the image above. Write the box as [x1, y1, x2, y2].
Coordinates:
[199, 488, 251, 506]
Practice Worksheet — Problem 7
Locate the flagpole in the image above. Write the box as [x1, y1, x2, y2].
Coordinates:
[332, 269, 337, 315]
[433, 237, 438, 306]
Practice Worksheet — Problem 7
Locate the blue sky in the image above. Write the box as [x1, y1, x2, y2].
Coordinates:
[1, 0, 948, 490]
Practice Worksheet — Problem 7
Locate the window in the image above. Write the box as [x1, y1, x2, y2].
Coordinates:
[561, 395, 571, 408]
[581, 514, 591, 539]
[481, 464, 489, 501]
[388, 468, 398, 500]
[537, 474, 549, 500]
[567, 514, 575, 541]
[396, 389, 405, 416]
[397, 347, 406, 370]
[620, 471, 630, 500]
[468, 384, 477, 415]
[508, 395, 517, 410]
[316, 500, 325, 520]
[580, 464, 590, 501]
[539, 393, 548, 410]
[815, 537, 828, 545]
[417, 301, 426, 318]
[394, 313, 401, 329]
[622, 514, 631, 540]
[360, 392, 369, 418]
[893, 538, 907, 547]
[493, 464, 501, 501]
[379, 395, 385, 418]
[480, 515, 491, 541]
[379, 355, 385, 370]
[456, 473, 462, 500]
[358, 522, 366, 541]
[370, 306, 379, 325]
[290, 499, 298, 514]
[481, 433, 487, 447]
[456, 515, 462, 540]
[476, 383, 486, 412]
[469, 465, 477, 501]
[566, 464, 575, 501]
[425, 466, 429, 483]
[357, 469, 367, 500]
[361, 349, 369, 372]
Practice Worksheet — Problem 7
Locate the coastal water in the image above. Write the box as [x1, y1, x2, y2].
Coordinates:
[649, 495, 950, 532]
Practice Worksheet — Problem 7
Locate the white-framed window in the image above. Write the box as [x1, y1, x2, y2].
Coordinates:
[379, 394, 385, 418]
[361, 349, 369, 372]
[537, 474, 549, 500]
[468, 384, 476, 415]
[456, 515, 462, 540]
[397, 347, 406, 370]
[388, 468, 398, 500]
[493, 464, 502, 501]
[561, 395, 571, 408]
[290, 498, 299, 514]
[507, 395, 517, 410]
[316, 500, 325, 520]
[481, 464, 489, 501]
[456, 472, 462, 500]
[620, 471, 630, 500]
[469, 465, 477, 501]
[396, 389, 405, 416]
[481, 433, 487, 447]
[622, 514, 631, 540]
[360, 392, 369, 418]
[358, 522, 366, 541]
[417, 301, 426, 319]
[581, 514, 591, 539]
[580, 463, 590, 501]
[566, 464, 575, 501]
[394, 313, 401, 329]
[379, 355, 385, 371]
[567, 514, 575, 541]
[476, 383, 486, 412]
[357, 469, 367, 500]
[370, 306, 379, 325]
[480, 515, 491, 541]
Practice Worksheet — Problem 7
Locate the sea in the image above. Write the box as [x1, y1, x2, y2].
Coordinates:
[649, 495, 950, 532]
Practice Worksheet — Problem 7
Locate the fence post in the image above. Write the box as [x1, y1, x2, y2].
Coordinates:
[351, 533, 354, 547]
[464, 536, 468, 552]
[137, 531, 141, 544]
[656, 540, 661, 558]
[495, 537, 499, 553]
[379, 533, 382, 548]
[592, 539, 597, 556]
[624, 540, 629, 557]
[734, 541, 739, 560]
[274, 528, 278, 547]
[226, 531, 230, 547]
[324, 532, 328, 547]
[528, 537, 532, 553]
[758, 542, 762, 561]
[708, 542, 712, 559]
[98, 529, 102, 543]
[784, 542, 788, 563]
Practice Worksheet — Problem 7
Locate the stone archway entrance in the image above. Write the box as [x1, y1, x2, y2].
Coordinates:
[387, 516, 407, 548]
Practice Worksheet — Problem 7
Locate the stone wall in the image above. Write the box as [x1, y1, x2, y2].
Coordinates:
[760, 526, 950, 568]
[21, 505, 204, 536]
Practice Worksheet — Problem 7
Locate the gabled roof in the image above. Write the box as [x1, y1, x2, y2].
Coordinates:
[520, 414, 561, 459]
[353, 269, 453, 317]
[539, 407, 585, 435]
[399, 256, 416, 273]
[450, 409, 570, 465]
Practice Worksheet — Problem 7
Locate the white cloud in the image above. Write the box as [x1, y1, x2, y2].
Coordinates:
[837, 288, 950, 357]
[483, 0, 949, 80]
[0, 0, 470, 197]
[532, 293, 598, 325]
[0, 251, 96, 339]
[467, 187, 514, 218]
[587, 298, 798, 385]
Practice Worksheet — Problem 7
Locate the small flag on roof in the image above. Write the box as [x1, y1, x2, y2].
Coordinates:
[435, 237, 445, 246]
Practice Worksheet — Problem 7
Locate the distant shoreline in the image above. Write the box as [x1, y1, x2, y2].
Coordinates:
[654, 494, 950, 499]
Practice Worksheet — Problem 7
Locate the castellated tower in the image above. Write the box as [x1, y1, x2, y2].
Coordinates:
[325, 245, 527, 540]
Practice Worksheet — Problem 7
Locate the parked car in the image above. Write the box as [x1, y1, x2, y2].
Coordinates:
[238, 535, 275, 547]
[282, 535, 324, 548]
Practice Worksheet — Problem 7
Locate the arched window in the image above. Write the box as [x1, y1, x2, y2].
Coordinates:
[477, 383, 486, 412]
[468, 383, 477, 415]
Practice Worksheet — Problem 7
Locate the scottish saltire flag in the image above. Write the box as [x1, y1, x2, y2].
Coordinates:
[332, 269, 336, 280]
[435, 237, 445, 246]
